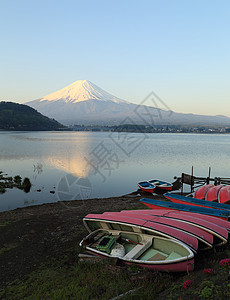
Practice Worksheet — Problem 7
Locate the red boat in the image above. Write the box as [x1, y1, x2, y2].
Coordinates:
[218, 186, 230, 204]
[103, 211, 213, 250]
[140, 197, 230, 220]
[80, 213, 195, 272]
[194, 184, 215, 200]
[137, 181, 155, 193]
[84, 213, 198, 252]
[205, 185, 223, 202]
[120, 209, 229, 246]
[164, 192, 230, 211]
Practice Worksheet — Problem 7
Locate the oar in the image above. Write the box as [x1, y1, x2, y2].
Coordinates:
[120, 237, 143, 245]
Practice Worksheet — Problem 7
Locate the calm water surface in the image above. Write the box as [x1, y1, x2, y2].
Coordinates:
[0, 131, 230, 211]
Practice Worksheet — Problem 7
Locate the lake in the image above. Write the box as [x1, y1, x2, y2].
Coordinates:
[0, 131, 230, 212]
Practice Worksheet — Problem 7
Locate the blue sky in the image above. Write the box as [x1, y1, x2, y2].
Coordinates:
[1, 0, 230, 116]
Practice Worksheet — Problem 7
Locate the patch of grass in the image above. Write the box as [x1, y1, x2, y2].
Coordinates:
[0, 221, 11, 227]
[0, 249, 174, 300]
[1, 245, 230, 299]
[0, 243, 18, 255]
[0, 262, 132, 299]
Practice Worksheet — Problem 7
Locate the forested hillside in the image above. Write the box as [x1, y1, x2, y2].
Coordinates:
[0, 102, 65, 130]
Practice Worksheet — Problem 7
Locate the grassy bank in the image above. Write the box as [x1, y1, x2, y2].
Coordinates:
[0, 243, 229, 299]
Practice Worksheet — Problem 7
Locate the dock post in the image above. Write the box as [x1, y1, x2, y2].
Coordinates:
[207, 167, 211, 184]
[191, 166, 194, 193]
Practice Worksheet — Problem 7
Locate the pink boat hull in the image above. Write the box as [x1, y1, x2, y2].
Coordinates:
[205, 185, 223, 202]
[87, 249, 194, 273]
[103, 211, 213, 249]
[218, 186, 230, 204]
[123, 258, 194, 272]
[122, 209, 230, 236]
[85, 213, 199, 252]
[194, 184, 215, 200]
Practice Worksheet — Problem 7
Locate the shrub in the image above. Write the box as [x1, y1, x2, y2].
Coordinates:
[219, 259, 230, 268]
[183, 280, 193, 290]
[203, 268, 215, 275]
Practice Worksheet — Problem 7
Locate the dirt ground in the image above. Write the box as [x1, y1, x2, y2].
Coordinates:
[0, 192, 166, 287]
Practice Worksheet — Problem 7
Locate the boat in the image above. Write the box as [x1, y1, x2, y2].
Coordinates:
[102, 211, 213, 250]
[137, 181, 155, 193]
[140, 198, 230, 220]
[194, 184, 215, 199]
[80, 214, 195, 272]
[205, 185, 223, 202]
[148, 179, 173, 191]
[218, 186, 230, 204]
[118, 210, 229, 246]
[164, 193, 230, 211]
[83, 213, 198, 252]
[125, 208, 230, 233]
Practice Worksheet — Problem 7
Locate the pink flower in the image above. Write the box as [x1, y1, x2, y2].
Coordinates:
[183, 280, 193, 290]
[219, 258, 230, 268]
[203, 268, 215, 274]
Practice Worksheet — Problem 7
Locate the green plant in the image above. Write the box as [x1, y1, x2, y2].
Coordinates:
[200, 285, 214, 299]
[22, 177, 32, 193]
[0, 243, 18, 255]
[0, 221, 11, 227]
[14, 175, 22, 185]
[0, 187, 6, 194]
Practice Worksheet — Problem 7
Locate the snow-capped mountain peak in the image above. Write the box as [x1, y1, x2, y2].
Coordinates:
[26, 80, 230, 127]
[39, 80, 128, 104]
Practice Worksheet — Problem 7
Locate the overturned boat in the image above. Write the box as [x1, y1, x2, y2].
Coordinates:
[194, 184, 215, 200]
[140, 198, 230, 220]
[118, 210, 229, 247]
[101, 211, 213, 250]
[164, 193, 230, 211]
[205, 185, 223, 202]
[218, 186, 230, 204]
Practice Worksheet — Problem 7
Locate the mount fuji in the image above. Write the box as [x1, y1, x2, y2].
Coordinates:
[27, 80, 136, 125]
[27, 80, 230, 126]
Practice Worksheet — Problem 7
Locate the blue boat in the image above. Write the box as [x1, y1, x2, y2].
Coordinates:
[148, 180, 172, 191]
[137, 181, 155, 193]
[164, 193, 230, 211]
[140, 198, 230, 220]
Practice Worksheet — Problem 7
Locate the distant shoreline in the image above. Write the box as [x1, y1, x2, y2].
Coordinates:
[0, 128, 230, 134]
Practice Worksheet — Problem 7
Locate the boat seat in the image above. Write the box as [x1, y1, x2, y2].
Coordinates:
[140, 248, 168, 261]
[123, 240, 152, 260]
[147, 252, 167, 261]
[165, 251, 181, 261]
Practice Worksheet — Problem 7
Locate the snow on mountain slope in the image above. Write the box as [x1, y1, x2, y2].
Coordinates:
[38, 80, 128, 104]
[26, 80, 134, 124]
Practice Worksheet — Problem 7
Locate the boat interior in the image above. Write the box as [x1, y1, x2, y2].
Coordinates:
[82, 220, 192, 263]
[139, 181, 154, 187]
[149, 180, 170, 187]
